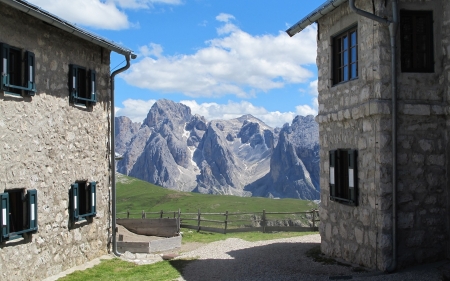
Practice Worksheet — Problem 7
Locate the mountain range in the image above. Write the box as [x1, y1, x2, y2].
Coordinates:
[115, 99, 320, 200]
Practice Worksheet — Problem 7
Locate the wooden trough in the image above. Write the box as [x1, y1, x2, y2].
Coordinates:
[116, 218, 181, 253]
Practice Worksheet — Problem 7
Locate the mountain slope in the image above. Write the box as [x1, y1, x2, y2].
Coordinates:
[116, 99, 320, 200]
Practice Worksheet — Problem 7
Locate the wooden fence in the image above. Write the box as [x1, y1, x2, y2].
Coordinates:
[117, 209, 319, 234]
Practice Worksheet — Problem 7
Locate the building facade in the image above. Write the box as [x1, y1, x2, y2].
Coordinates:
[0, 1, 134, 280]
[288, 0, 450, 270]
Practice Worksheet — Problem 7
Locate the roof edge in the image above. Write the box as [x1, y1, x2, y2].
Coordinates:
[0, 0, 136, 57]
[286, 0, 348, 37]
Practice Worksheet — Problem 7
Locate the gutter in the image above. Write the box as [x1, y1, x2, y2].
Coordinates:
[286, 0, 348, 37]
[0, 0, 133, 56]
[349, 0, 399, 273]
[110, 54, 134, 257]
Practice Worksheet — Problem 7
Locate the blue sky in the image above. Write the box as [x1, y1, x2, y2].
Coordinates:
[29, 0, 319, 127]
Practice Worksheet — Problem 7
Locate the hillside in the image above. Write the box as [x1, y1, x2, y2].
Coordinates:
[116, 174, 318, 214]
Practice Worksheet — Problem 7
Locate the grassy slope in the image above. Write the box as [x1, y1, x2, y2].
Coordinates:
[116, 174, 317, 214]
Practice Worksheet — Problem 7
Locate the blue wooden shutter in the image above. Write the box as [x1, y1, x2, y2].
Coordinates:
[89, 70, 97, 104]
[348, 150, 357, 204]
[0, 43, 10, 91]
[26, 51, 36, 96]
[0, 193, 10, 241]
[90, 182, 96, 216]
[329, 150, 337, 198]
[69, 65, 78, 103]
[70, 183, 79, 222]
[27, 189, 38, 231]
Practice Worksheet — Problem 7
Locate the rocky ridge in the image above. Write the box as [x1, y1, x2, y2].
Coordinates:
[116, 99, 320, 200]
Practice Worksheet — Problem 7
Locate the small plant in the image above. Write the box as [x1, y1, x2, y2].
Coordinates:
[306, 245, 337, 265]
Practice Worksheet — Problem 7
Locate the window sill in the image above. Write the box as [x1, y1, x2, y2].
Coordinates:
[330, 196, 357, 206]
[2, 91, 24, 98]
[331, 77, 359, 87]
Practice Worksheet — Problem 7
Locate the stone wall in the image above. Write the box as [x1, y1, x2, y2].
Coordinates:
[316, 0, 449, 270]
[0, 3, 112, 280]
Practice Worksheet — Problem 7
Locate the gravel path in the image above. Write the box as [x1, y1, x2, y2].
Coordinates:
[174, 234, 445, 281]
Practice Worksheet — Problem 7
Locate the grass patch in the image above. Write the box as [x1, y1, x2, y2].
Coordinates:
[181, 228, 317, 244]
[306, 246, 368, 273]
[306, 245, 337, 265]
[58, 258, 196, 281]
[58, 231, 318, 280]
[116, 174, 318, 216]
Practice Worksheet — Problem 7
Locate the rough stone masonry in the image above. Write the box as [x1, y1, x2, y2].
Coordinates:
[315, 0, 450, 271]
[0, 3, 113, 280]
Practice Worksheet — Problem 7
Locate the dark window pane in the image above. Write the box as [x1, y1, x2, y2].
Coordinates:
[333, 27, 357, 84]
[400, 10, 433, 72]
[351, 63, 357, 79]
[351, 32, 357, 47]
[343, 51, 348, 66]
[351, 47, 357, 63]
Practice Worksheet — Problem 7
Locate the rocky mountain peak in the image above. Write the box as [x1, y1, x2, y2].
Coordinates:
[116, 99, 319, 200]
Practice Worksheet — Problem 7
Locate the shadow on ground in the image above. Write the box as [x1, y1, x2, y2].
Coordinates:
[169, 241, 367, 281]
[169, 240, 448, 281]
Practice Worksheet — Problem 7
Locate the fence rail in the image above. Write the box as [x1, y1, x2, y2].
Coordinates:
[117, 209, 320, 234]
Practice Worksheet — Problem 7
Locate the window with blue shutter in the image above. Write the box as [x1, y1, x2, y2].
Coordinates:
[0, 42, 36, 96]
[70, 181, 97, 223]
[27, 189, 38, 232]
[0, 192, 10, 242]
[329, 150, 337, 198]
[69, 65, 97, 106]
[0, 189, 38, 242]
[70, 183, 79, 222]
[329, 149, 358, 205]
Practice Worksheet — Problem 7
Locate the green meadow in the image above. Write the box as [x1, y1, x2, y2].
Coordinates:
[116, 174, 318, 215]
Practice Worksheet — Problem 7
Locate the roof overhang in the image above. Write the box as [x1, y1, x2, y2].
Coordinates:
[0, 0, 136, 58]
[286, 0, 348, 37]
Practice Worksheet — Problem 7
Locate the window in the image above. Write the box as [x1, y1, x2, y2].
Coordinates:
[333, 26, 358, 85]
[329, 149, 357, 205]
[70, 181, 96, 222]
[69, 64, 97, 106]
[400, 10, 434, 73]
[0, 43, 36, 96]
[0, 189, 38, 242]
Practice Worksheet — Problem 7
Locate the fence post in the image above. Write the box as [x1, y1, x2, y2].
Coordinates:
[142, 210, 145, 219]
[160, 210, 163, 219]
[312, 210, 315, 229]
[224, 211, 228, 234]
[197, 209, 201, 232]
[127, 209, 129, 219]
[262, 209, 266, 233]
[177, 208, 181, 234]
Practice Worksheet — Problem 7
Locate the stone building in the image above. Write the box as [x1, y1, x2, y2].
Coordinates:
[0, 0, 135, 280]
[287, 0, 450, 271]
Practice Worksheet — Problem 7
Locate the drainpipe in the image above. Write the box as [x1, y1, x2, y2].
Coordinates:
[349, 0, 399, 273]
[110, 53, 134, 256]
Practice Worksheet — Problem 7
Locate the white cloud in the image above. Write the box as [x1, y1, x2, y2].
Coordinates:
[109, 0, 182, 9]
[139, 43, 164, 58]
[30, 0, 130, 30]
[216, 13, 235, 23]
[295, 104, 317, 117]
[115, 99, 156, 123]
[122, 15, 317, 98]
[115, 98, 316, 127]
[29, 0, 181, 30]
[180, 100, 302, 128]
[309, 79, 318, 97]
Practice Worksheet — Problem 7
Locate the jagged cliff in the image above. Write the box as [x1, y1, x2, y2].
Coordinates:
[116, 99, 320, 200]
